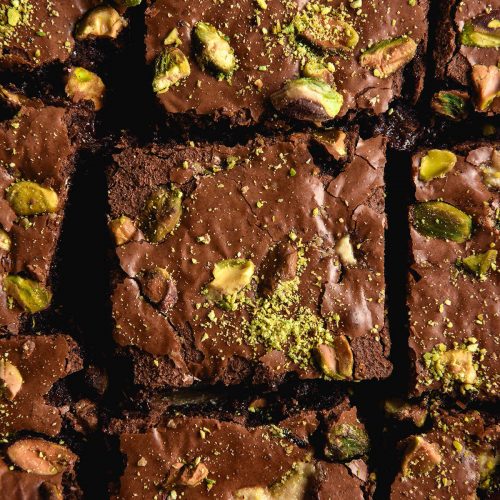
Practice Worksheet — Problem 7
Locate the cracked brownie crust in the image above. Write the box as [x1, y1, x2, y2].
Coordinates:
[108, 132, 391, 388]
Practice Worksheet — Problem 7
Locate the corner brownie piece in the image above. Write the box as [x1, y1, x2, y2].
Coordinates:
[0, 99, 82, 333]
[408, 144, 500, 400]
[391, 409, 499, 499]
[108, 132, 391, 388]
[112, 398, 372, 499]
[145, 0, 428, 126]
[0, 334, 82, 437]
[434, 1, 500, 115]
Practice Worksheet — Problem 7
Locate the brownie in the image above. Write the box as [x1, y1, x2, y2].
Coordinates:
[408, 144, 499, 400]
[0, 436, 82, 499]
[0, 98, 82, 333]
[111, 397, 372, 499]
[108, 132, 391, 388]
[145, 0, 428, 126]
[391, 409, 499, 499]
[434, 1, 500, 116]
[0, 334, 82, 438]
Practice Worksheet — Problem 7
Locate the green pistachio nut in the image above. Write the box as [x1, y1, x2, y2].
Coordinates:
[75, 6, 127, 40]
[401, 436, 442, 478]
[481, 149, 500, 189]
[140, 186, 183, 243]
[193, 22, 236, 76]
[301, 60, 335, 85]
[269, 462, 316, 498]
[418, 149, 457, 182]
[152, 48, 191, 94]
[7, 181, 59, 216]
[431, 90, 469, 121]
[65, 67, 105, 110]
[116, 0, 142, 6]
[477, 451, 499, 490]
[233, 487, 271, 499]
[471, 64, 500, 111]
[439, 349, 477, 385]
[3, 275, 52, 313]
[461, 11, 500, 47]
[314, 335, 353, 380]
[207, 259, 254, 299]
[0, 228, 11, 252]
[270, 78, 343, 123]
[325, 423, 370, 462]
[108, 216, 137, 246]
[412, 201, 472, 243]
[461, 249, 497, 277]
[360, 36, 417, 78]
[295, 13, 359, 52]
[0, 358, 23, 401]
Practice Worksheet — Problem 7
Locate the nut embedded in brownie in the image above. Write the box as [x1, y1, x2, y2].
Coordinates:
[108, 132, 391, 389]
[408, 144, 500, 400]
[145, 0, 428, 126]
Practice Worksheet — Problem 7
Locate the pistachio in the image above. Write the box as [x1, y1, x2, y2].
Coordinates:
[461, 249, 497, 277]
[108, 216, 137, 246]
[295, 13, 359, 52]
[314, 335, 354, 380]
[401, 436, 442, 478]
[137, 267, 177, 313]
[234, 487, 271, 500]
[75, 6, 127, 40]
[0, 358, 23, 400]
[269, 462, 316, 498]
[360, 36, 417, 78]
[461, 11, 500, 47]
[65, 67, 105, 110]
[418, 149, 457, 182]
[412, 201, 472, 243]
[0, 228, 11, 252]
[431, 90, 469, 121]
[178, 462, 209, 487]
[193, 22, 236, 76]
[140, 186, 183, 243]
[301, 60, 335, 85]
[481, 149, 500, 189]
[384, 398, 427, 428]
[207, 258, 254, 299]
[477, 450, 499, 490]
[325, 423, 370, 462]
[3, 275, 52, 313]
[152, 48, 191, 94]
[439, 349, 477, 384]
[270, 78, 343, 123]
[471, 64, 500, 111]
[116, 0, 142, 6]
[7, 181, 59, 216]
[312, 129, 347, 160]
[335, 235, 357, 266]
[7, 439, 77, 476]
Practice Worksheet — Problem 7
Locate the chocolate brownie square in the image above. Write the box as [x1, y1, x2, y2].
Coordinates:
[145, 0, 428, 126]
[108, 132, 391, 388]
[408, 144, 499, 400]
[0, 98, 85, 333]
[434, 1, 500, 116]
[0, 334, 82, 437]
[111, 397, 372, 499]
[391, 409, 499, 499]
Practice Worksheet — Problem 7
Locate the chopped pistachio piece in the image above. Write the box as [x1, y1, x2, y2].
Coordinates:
[434, 348, 477, 385]
[7, 439, 77, 476]
[109, 216, 137, 246]
[193, 22, 236, 76]
[477, 450, 499, 490]
[140, 186, 183, 243]
[418, 149, 457, 182]
[294, 13, 359, 53]
[270, 78, 343, 123]
[412, 201, 472, 243]
[270, 462, 315, 498]
[360, 36, 417, 78]
[234, 487, 271, 499]
[312, 129, 347, 160]
[431, 90, 469, 121]
[325, 423, 370, 462]
[0, 228, 11, 252]
[7, 181, 59, 216]
[461, 11, 500, 47]
[0, 358, 23, 400]
[178, 462, 209, 487]
[314, 335, 353, 380]
[117, 0, 142, 6]
[207, 258, 254, 299]
[335, 235, 357, 266]
[152, 48, 191, 94]
[471, 64, 500, 111]
[481, 149, 500, 189]
[3, 275, 52, 313]
[65, 67, 105, 110]
[461, 249, 497, 277]
[401, 436, 442, 478]
[75, 6, 127, 40]
[301, 60, 334, 85]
